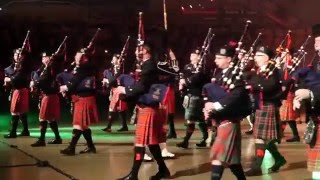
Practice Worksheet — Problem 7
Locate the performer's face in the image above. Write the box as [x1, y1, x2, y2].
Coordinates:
[42, 56, 50, 65]
[112, 56, 120, 65]
[13, 53, 19, 62]
[254, 52, 269, 67]
[215, 55, 230, 69]
[190, 53, 200, 65]
[315, 36, 320, 51]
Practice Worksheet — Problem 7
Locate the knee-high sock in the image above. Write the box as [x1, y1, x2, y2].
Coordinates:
[39, 121, 48, 140]
[167, 113, 176, 134]
[211, 165, 224, 180]
[148, 144, 168, 170]
[129, 146, 145, 178]
[49, 121, 61, 139]
[119, 111, 128, 128]
[184, 123, 195, 142]
[287, 120, 299, 137]
[266, 141, 283, 160]
[198, 122, 208, 140]
[69, 129, 82, 148]
[10, 115, 20, 134]
[82, 128, 95, 148]
[20, 113, 29, 132]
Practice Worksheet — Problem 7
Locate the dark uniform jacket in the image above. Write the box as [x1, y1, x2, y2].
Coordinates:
[182, 64, 209, 97]
[35, 64, 59, 94]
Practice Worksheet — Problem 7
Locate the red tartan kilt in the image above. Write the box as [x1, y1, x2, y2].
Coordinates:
[10, 88, 29, 114]
[254, 103, 281, 141]
[163, 87, 175, 114]
[211, 121, 241, 164]
[117, 100, 128, 111]
[280, 93, 298, 121]
[73, 96, 99, 127]
[39, 94, 60, 120]
[308, 123, 320, 171]
[134, 106, 167, 145]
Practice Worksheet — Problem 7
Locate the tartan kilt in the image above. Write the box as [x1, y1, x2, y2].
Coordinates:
[211, 121, 242, 164]
[134, 106, 167, 145]
[117, 100, 128, 112]
[308, 121, 320, 171]
[280, 93, 298, 121]
[163, 86, 175, 114]
[10, 88, 29, 114]
[108, 88, 128, 112]
[253, 103, 281, 141]
[73, 96, 99, 127]
[39, 94, 60, 120]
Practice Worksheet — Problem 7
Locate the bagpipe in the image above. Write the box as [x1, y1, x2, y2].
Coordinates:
[30, 36, 68, 95]
[4, 30, 31, 101]
[202, 21, 254, 120]
[133, 12, 145, 82]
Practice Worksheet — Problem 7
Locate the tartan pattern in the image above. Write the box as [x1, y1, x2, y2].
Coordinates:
[162, 86, 175, 114]
[211, 121, 241, 164]
[39, 94, 60, 120]
[73, 96, 99, 128]
[134, 106, 166, 145]
[308, 118, 320, 171]
[280, 92, 298, 121]
[254, 103, 281, 141]
[108, 88, 128, 112]
[10, 88, 29, 114]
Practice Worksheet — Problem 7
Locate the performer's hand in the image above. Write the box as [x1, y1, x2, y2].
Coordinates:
[4, 77, 11, 83]
[30, 81, 35, 91]
[295, 89, 311, 101]
[293, 98, 301, 110]
[101, 78, 109, 87]
[60, 85, 68, 93]
[115, 86, 126, 94]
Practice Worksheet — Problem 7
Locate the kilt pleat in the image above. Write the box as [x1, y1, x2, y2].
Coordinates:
[73, 96, 99, 127]
[254, 103, 281, 141]
[280, 93, 298, 121]
[134, 106, 166, 145]
[10, 88, 29, 114]
[39, 94, 60, 120]
[211, 121, 241, 164]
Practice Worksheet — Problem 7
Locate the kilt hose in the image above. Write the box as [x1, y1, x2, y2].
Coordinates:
[73, 96, 99, 128]
[308, 117, 320, 171]
[134, 106, 167, 146]
[280, 93, 298, 121]
[39, 94, 60, 120]
[163, 86, 175, 114]
[10, 88, 29, 114]
[211, 120, 241, 164]
[254, 103, 281, 141]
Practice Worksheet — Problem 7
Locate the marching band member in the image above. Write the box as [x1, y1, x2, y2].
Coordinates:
[203, 45, 249, 180]
[293, 24, 320, 180]
[30, 52, 62, 146]
[4, 49, 30, 138]
[117, 39, 170, 180]
[102, 54, 129, 132]
[177, 48, 209, 149]
[245, 46, 286, 176]
[59, 50, 99, 155]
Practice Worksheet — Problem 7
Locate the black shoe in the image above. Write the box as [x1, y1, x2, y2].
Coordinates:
[167, 133, 177, 139]
[117, 126, 128, 132]
[176, 141, 188, 149]
[79, 147, 96, 154]
[268, 157, 287, 173]
[60, 146, 75, 156]
[48, 138, 62, 144]
[196, 140, 206, 148]
[4, 132, 17, 138]
[117, 173, 138, 180]
[245, 129, 253, 135]
[149, 168, 170, 180]
[286, 136, 300, 142]
[244, 168, 262, 176]
[18, 130, 30, 137]
[102, 127, 112, 132]
[31, 139, 46, 147]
